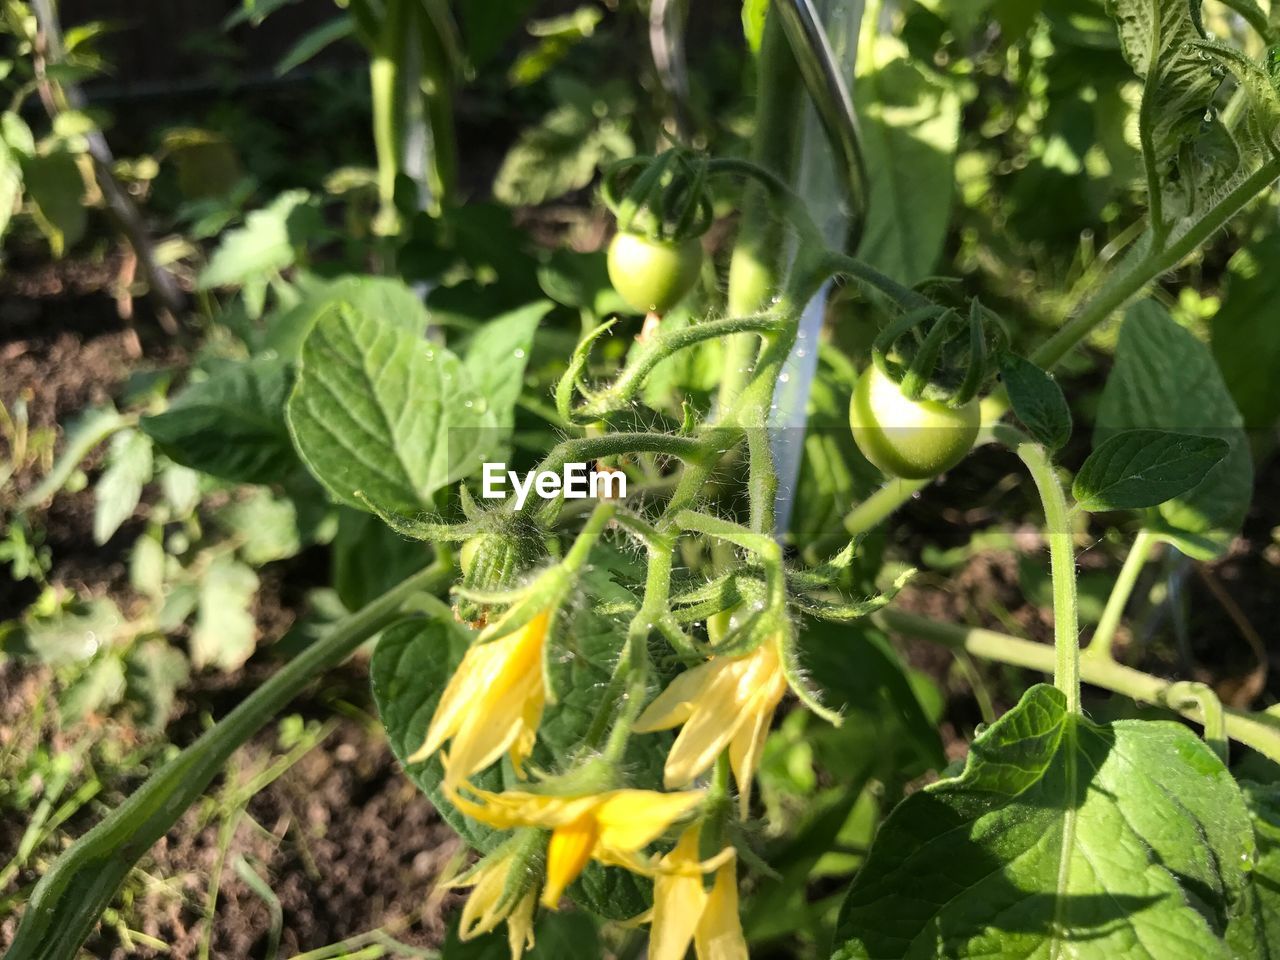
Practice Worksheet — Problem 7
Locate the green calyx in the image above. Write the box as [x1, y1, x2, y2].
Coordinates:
[600, 148, 713, 243]
[454, 524, 546, 627]
[871, 296, 1005, 408]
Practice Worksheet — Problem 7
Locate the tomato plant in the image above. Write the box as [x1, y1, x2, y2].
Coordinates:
[4, 1, 1280, 959]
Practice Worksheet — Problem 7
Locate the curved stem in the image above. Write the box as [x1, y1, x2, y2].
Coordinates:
[1016, 442, 1080, 714]
[1163, 681, 1229, 765]
[1086, 528, 1158, 662]
[876, 608, 1280, 764]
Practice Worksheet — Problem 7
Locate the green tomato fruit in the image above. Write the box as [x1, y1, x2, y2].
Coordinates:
[848, 363, 980, 480]
[707, 605, 743, 645]
[606, 231, 703, 314]
[459, 534, 490, 578]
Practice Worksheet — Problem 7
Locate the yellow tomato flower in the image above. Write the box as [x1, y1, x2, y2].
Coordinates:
[648, 828, 742, 960]
[449, 785, 706, 909]
[445, 848, 537, 960]
[634, 639, 788, 817]
[409, 611, 550, 786]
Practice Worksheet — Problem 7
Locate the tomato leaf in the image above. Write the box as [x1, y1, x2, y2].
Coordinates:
[1211, 234, 1280, 435]
[1094, 300, 1251, 557]
[93, 429, 154, 545]
[1228, 782, 1280, 958]
[1000, 353, 1072, 451]
[854, 37, 960, 286]
[1072, 429, 1228, 513]
[260, 274, 430, 360]
[142, 357, 297, 485]
[832, 684, 1252, 959]
[286, 304, 495, 516]
[459, 300, 550, 435]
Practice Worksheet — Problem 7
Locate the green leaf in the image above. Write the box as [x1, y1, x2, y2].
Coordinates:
[854, 37, 960, 285]
[142, 357, 296, 485]
[832, 684, 1251, 959]
[799, 620, 944, 776]
[459, 301, 550, 434]
[331, 508, 428, 610]
[214, 488, 303, 565]
[1229, 781, 1280, 958]
[286, 305, 493, 516]
[197, 190, 321, 292]
[442, 908, 601, 958]
[1211, 233, 1280, 434]
[493, 77, 634, 206]
[21, 149, 86, 257]
[458, 0, 537, 66]
[123, 639, 190, 729]
[93, 429, 154, 545]
[261, 274, 430, 360]
[1001, 353, 1072, 451]
[19, 597, 123, 666]
[1072, 429, 1229, 512]
[191, 555, 259, 671]
[1095, 300, 1252, 558]
[1106, 0, 1217, 162]
[274, 17, 354, 77]
[0, 114, 24, 243]
[59, 654, 127, 726]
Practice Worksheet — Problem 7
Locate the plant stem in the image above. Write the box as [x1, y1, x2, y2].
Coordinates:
[5, 562, 451, 960]
[875, 608, 1280, 763]
[1016, 442, 1080, 713]
[843, 476, 928, 537]
[1164, 681, 1229, 764]
[1032, 158, 1280, 369]
[1087, 528, 1157, 662]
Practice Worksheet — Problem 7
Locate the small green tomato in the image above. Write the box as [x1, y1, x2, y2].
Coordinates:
[459, 534, 490, 578]
[848, 363, 980, 480]
[606, 231, 703, 314]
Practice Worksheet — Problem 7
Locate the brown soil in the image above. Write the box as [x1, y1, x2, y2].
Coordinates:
[1, 263, 461, 957]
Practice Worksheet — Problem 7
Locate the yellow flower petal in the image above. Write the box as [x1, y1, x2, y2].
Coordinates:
[650, 867, 707, 960]
[506, 890, 537, 960]
[542, 814, 600, 908]
[456, 854, 510, 940]
[595, 789, 706, 852]
[411, 641, 501, 762]
[634, 658, 725, 732]
[411, 612, 550, 780]
[660, 660, 755, 787]
[449, 787, 601, 831]
[694, 861, 748, 960]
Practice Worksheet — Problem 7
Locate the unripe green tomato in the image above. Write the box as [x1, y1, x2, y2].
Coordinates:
[606, 231, 703, 314]
[707, 605, 743, 645]
[459, 535, 490, 578]
[848, 363, 980, 480]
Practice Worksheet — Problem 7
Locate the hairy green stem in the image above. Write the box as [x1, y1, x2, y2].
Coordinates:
[1086, 528, 1158, 662]
[1033, 158, 1280, 369]
[876, 608, 1280, 763]
[1016, 442, 1080, 714]
[6, 563, 451, 960]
